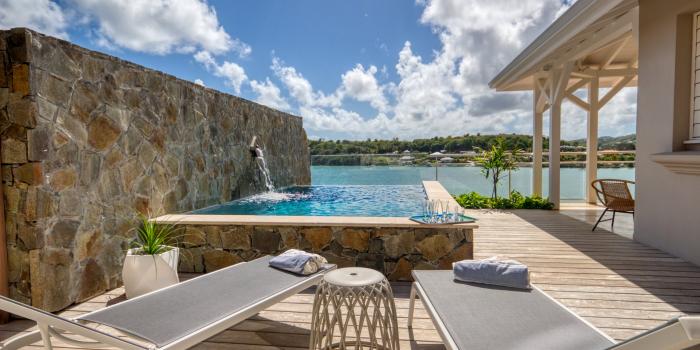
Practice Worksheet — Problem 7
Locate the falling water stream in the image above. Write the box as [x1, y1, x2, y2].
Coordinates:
[255, 147, 275, 192]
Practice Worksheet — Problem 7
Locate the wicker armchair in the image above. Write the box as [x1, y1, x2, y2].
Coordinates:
[591, 179, 635, 231]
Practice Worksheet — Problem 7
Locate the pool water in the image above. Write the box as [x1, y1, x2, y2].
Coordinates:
[194, 185, 426, 217]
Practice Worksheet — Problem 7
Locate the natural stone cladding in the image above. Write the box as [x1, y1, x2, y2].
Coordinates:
[0, 28, 311, 311]
[177, 224, 473, 281]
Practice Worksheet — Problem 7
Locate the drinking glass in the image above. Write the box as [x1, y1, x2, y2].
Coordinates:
[433, 200, 442, 223]
[443, 201, 451, 223]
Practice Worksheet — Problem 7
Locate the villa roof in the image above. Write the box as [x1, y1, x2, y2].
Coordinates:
[489, 0, 638, 91]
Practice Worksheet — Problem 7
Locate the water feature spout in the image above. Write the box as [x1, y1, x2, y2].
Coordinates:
[248, 136, 275, 191]
[249, 136, 259, 157]
[252, 147, 275, 192]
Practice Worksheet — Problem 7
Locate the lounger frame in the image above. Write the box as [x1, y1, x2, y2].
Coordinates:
[1, 262, 332, 350]
[407, 280, 615, 350]
[609, 316, 700, 350]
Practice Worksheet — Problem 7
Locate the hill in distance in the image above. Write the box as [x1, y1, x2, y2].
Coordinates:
[309, 134, 636, 155]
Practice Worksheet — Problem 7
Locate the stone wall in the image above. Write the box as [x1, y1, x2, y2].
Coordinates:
[0, 28, 311, 311]
[176, 224, 473, 281]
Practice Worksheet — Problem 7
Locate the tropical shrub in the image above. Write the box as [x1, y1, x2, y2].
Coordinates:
[454, 191, 554, 210]
[476, 139, 520, 199]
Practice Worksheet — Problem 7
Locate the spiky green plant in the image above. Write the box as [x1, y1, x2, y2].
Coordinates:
[131, 214, 182, 255]
[476, 138, 520, 199]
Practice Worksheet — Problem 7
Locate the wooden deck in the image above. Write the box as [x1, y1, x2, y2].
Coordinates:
[1, 205, 699, 349]
[469, 206, 697, 341]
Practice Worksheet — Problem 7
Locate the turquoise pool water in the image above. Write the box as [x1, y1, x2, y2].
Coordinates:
[194, 185, 426, 216]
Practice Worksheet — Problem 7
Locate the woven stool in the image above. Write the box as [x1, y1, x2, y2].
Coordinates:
[309, 267, 399, 350]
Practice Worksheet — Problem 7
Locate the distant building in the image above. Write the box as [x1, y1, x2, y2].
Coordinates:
[399, 155, 414, 165]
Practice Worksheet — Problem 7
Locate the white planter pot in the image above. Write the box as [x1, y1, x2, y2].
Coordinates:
[122, 247, 179, 299]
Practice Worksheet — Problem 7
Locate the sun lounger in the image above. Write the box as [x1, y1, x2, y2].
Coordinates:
[0, 256, 335, 350]
[409, 270, 700, 350]
[408, 270, 615, 350]
[610, 316, 700, 350]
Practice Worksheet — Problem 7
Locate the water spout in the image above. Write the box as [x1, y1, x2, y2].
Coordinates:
[254, 146, 275, 192]
[249, 136, 259, 157]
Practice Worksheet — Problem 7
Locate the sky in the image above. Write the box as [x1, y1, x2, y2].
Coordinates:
[0, 0, 636, 141]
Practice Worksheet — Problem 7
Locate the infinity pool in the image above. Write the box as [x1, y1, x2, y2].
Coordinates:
[193, 185, 426, 216]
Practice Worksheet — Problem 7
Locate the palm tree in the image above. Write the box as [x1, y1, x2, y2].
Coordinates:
[477, 139, 520, 199]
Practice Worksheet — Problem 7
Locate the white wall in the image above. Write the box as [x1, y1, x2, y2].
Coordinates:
[636, 0, 700, 266]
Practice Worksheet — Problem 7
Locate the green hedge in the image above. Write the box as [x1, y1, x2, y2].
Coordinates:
[453, 191, 554, 210]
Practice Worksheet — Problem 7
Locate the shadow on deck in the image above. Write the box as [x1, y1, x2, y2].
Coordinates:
[470, 206, 699, 341]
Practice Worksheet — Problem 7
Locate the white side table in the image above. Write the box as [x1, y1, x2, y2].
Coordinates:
[309, 267, 399, 350]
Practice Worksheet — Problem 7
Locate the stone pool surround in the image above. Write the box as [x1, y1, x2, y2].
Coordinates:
[155, 181, 476, 280]
[0, 28, 310, 311]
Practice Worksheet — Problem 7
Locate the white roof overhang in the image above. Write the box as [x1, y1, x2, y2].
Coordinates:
[489, 0, 639, 92]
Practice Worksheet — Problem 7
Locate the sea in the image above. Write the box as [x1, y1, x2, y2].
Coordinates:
[310, 165, 635, 200]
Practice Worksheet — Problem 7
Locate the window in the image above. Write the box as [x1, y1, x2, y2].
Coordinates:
[691, 11, 700, 139]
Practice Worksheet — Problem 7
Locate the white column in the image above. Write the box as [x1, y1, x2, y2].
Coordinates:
[547, 63, 573, 210]
[549, 102, 561, 210]
[532, 85, 543, 197]
[586, 77, 599, 204]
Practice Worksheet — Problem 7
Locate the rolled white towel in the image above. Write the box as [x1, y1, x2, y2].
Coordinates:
[453, 256, 530, 289]
[269, 249, 328, 275]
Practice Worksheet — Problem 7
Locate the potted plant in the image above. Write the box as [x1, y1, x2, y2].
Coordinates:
[122, 214, 181, 299]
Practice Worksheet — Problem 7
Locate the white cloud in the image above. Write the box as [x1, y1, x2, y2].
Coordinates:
[339, 64, 389, 111]
[72, 0, 250, 56]
[0, 0, 68, 38]
[214, 62, 247, 93]
[194, 79, 205, 86]
[265, 0, 611, 140]
[393, 41, 458, 126]
[194, 50, 247, 93]
[250, 78, 290, 110]
[271, 57, 341, 108]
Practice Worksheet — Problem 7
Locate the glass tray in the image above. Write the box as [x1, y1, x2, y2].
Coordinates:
[409, 214, 477, 225]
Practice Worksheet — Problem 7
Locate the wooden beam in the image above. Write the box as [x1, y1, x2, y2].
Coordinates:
[602, 36, 630, 69]
[552, 62, 574, 104]
[580, 67, 638, 77]
[565, 78, 590, 96]
[535, 77, 550, 113]
[535, 78, 550, 103]
[571, 71, 595, 79]
[565, 93, 591, 111]
[599, 75, 634, 107]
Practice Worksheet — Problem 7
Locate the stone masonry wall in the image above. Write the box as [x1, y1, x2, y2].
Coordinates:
[0, 28, 311, 311]
[176, 224, 473, 281]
